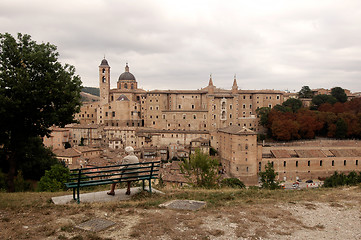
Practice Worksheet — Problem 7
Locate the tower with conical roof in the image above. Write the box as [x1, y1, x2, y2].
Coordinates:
[99, 58, 110, 105]
[207, 74, 215, 94]
[232, 74, 238, 94]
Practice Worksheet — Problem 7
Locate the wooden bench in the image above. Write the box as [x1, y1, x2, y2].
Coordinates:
[65, 161, 160, 203]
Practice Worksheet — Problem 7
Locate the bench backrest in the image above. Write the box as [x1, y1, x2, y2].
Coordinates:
[68, 161, 160, 186]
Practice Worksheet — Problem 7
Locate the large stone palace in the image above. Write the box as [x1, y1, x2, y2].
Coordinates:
[43, 58, 361, 185]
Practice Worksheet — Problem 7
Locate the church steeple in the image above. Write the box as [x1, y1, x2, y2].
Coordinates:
[207, 74, 215, 94]
[208, 74, 214, 86]
[125, 63, 129, 72]
[232, 74, 238, 94]
[99, 57, 110, 105]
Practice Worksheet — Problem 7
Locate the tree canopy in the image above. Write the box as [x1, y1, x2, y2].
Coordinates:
[282, 98, 302, 113]
[298, 86, 313, 98]
[311, 94, 337, 110]
[259, 162, 279, 189]
[180, 148, 219, 188]
[0, 33, 82, 191]
[331, 87, 348, 103]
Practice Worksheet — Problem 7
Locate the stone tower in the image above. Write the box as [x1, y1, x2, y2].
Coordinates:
[232, 75, 238, 94]
[99, 58, 110, 105]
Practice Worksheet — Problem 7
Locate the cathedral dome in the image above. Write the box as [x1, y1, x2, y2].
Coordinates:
[118, 63, 136, 81]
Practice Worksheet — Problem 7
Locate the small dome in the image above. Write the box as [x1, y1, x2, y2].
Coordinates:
[100, 58, 109, 66]
[118, 63, 136, 81]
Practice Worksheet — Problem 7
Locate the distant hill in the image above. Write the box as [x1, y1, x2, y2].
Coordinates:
[82, 87, 100, 96]
[80, 92, 100, 102]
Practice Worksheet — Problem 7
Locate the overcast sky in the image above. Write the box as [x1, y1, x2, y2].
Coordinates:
[1, 0, 361, 92]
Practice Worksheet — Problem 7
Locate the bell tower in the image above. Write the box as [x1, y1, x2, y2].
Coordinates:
[99, 58, 110, 105]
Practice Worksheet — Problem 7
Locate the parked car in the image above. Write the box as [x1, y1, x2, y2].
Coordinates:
[306, 180, 313, 183]
[292, 182, 299, 188]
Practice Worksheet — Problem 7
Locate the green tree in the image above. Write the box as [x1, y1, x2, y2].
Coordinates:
[273, 104, 291, 113]
[180, 148, 220, 188]
[0, 33, 82, 191]
[335, 118, 347, 139]
[311, 94, 337, 110]
[282, 98, 303, 113]
[256, 107, 271, 126]
[259, 162, 279, 189]
[298, 86, 313, 98]
[0, 137, 59, 181]
[37, 164, 70, 192]
[331, 87, 348, 103]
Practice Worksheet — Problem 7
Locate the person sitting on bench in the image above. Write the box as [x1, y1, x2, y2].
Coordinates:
[107, 146, 139, 196]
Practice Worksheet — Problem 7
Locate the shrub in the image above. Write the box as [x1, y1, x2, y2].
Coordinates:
[37, 164, 70, 192]
[14, 170, 31, 192]
[323, 171, 361, 188]
[180, 148, 220, 188]
[221, 178, 245, 188]
[259, 162, 279, 190]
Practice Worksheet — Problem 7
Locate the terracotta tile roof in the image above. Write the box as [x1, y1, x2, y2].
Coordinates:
[218, 125, 255, 135]
[271, 150, 291, 158]
[330, 149, 361, 157]
[294, 150, 326, 158]
[53, 148, 81, 158]
[73, 146, 101, 153]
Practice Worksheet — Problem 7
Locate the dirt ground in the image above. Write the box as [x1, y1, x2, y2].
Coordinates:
[0, 187, 360, 240]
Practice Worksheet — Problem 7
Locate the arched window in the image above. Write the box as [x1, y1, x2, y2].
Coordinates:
[102, 68, 105, 73]
[131, 84, 134, 89]
[124, 83, 128, 89]
[102, 76, 106, 83]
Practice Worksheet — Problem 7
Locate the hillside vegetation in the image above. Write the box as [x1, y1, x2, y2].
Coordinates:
[82, 87, 100, 96]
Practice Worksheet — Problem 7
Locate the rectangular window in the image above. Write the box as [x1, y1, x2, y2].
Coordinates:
[243, 104, 246, 109]
[308, 161, 310, 167]
[112, 111, 115, 117]
[283, 161, 286, 167]
[344, 160, 346, 166]
[320, 160, 322, 167]
[356, 160, 358, 166]
[296, 161, 298, 167]
[332, 160, 335, 166]
[192, 105, 195, 109]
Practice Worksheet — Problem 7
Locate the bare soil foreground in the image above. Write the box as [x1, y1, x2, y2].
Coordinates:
[0, 186, 360, 240]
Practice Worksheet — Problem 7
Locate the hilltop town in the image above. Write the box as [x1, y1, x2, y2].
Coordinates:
[43, 58, 361, 185]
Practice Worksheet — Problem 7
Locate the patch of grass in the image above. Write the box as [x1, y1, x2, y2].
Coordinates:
[60, 224, 74, 232]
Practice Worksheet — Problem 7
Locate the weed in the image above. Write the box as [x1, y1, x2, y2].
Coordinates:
[60, 224, 74, 232]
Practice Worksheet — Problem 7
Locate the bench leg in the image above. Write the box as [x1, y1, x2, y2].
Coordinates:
[73, 188, 76, 201]
[77, 187, 80, 204]
[149, 179, 152, 194]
